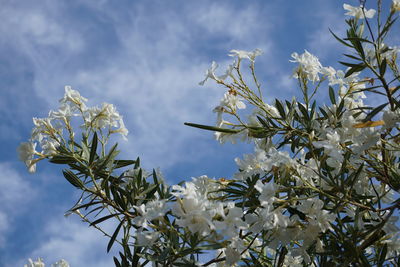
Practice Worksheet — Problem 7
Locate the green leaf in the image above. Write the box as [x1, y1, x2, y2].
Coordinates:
[343, 53, 362, 61]
[248, 127, 268, 138]
[89, 132, 98, 164]
[184, 122, 240, 133]
[134, 157, 141, 169]
[114, 160, 136, 169]
[345, 64, 366, 78]
[90, 213, 116, 226]
[329, 86, 336, 105]
[319, 107, 329, 118]
[379, 58, 387, 76]
[297, 103, 309, 121]
[256, 116, 269, 128]
[49, 155, 76, 164]
[107, 219, 124, 252]
[113, 257, 122, 267]
[62, 169, 84, 189]
[275, 99, 286, 119]
[377, 243, 388, 267]
[363, 103, 388, 122]
[336, 98, 345, 117]
[70, 200, 102, 212]
[97, 143, 119, 171]
[344, 36, 373, 44]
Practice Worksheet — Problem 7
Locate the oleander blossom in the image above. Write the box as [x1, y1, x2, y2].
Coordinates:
[290, 50, 323, 82]
[229, 48, 263, 62]
[24, 258, 69, 267]
[343, 3, 376, 19]
[17, 142, 38, 173]
[393, 0, 400, 12]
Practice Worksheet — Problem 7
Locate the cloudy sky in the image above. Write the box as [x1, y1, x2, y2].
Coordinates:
[0, 0, 397, 266]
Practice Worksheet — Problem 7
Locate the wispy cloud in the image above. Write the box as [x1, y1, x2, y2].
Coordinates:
[9, 215, 115, 267]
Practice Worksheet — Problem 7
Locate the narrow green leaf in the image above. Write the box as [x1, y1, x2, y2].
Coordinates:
[275, 99, 286, 119]
[256, 116, 269, 128]
[114, 160, 136, 169]
[97, 143, 119, 171]
[62, 169, 84, 189]
[379, 58, 387, 76]
[71, 201, 102, 211]
[363, 103, 388, 122]
[107, 219, 124, 252]
[336, 98, 345, 117]
[319, 107, 329, 118]
[49, 155, 76, 164]
[297, 103, 309, 120]
[377, 243, 388, 267]
[184, 122, 240, 133]
[134, 157, 141, 169]
[345, 64, 366, 78]
[113, 257, 122, 267]
[329, 86, 336, 105]
[344, 36, 373, 44]
[89, 213, 116, 226]
[89, 132, 98, 164]
[343, 53, 362, 61]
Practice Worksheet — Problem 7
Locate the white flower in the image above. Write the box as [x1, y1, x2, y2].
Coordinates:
[17, 142, 38, 173]
[220, 92, 246, 111]
[132, 200, 168, 228]
[392, 0, 400, 12]
[51, 259, 70, 267]
[49, 104, 74, 120]
[290, 50, 322, 82]
[263, 103, 280, 118]
[84, 103, 128, 139]
[229, 48, 263, 62]
[313, 130, 344, 162]
[24, 258, 69, 267]
[282, 252, 303, 267]
[254, 180, 278, 206]
[343, 4, 376, 19]
[173, 197, 215, 235]
[136, 230, 160, 246]
[219, 61, 236, 81]
[59, 85, 87, 110]
[24, 258, 45, 267]
[18, 142, 37, 162]
[214, 202, 248, 237]
[383, 109, 400, 128]
[199, 61, 220, 85]
[234, 149, 267, 180]
[225, 247, 241, 266]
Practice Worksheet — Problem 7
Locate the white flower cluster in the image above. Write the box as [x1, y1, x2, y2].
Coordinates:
[195, 40, 400, 263]
[24, 258, 69, 267]
[17, 86, 128, 173]
[290, 50, 323, 83]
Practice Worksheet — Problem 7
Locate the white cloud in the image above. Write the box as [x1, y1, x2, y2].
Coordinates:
[10, 215, 115, 267]
[0, 0, 287, 173]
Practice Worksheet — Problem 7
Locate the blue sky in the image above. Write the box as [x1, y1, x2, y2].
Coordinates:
[1, 0, 397, 266]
